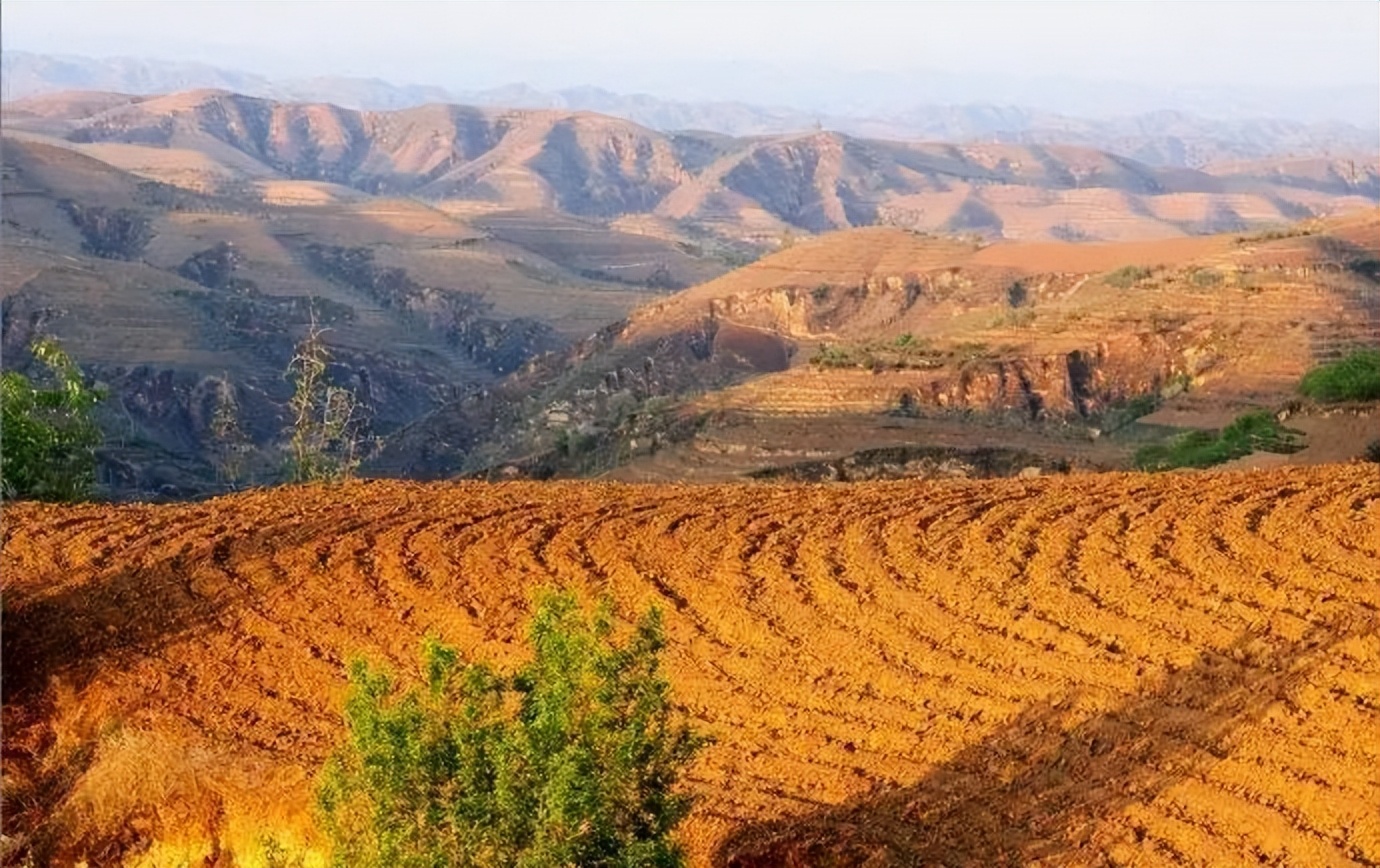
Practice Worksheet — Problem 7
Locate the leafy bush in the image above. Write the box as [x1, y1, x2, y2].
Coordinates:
[0, 339, 104, 501]
[1298, 350, 1380, 402]
[317, 591, 707, 868]
[1104, 265, 1152, 288]
[1134, 410, 1302, 472]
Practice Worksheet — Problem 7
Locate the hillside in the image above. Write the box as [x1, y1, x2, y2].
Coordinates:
[3, 465, 1378, 866]
[384, 211, 1380, 481]
[5, 89, 1376, 243]
[0, 130, 724, 496]
[3, 89, 1377, 494]
[7, 51, 1378, 167]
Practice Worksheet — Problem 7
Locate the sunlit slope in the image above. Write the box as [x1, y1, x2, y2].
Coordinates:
[3, 465, 1378, 866]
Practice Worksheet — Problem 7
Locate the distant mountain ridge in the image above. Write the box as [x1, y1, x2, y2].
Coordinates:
[7, 87, 1376, 242]
[4, 50, 1376, 168]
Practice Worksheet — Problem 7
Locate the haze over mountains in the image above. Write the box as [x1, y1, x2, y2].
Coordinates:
[7, 87, 1376, 242]
[5, 50, 1378, 169]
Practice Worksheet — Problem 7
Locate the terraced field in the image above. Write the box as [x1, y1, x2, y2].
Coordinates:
[3, 464, 1379, 867]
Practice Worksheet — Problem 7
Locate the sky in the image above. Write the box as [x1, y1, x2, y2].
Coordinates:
[5, 1, 1378, 122]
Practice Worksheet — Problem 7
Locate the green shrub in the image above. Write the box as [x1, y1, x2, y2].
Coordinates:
[809, 337, 939, 371]
[1189, 268, 1222, 288]
[317, 591, 708, 868]
[1134, 410, 1302, 472]
[1298, 350, 1380, 402]
[1104, 265, 1152, 289]
[0, 338, 104, 501]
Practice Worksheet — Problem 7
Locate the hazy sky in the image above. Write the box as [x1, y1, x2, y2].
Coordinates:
[5, 1, 1378, 119]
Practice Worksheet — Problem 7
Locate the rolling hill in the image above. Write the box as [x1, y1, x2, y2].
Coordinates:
[378, 210, 1380, 481]
[3, 88, 1377, 494]
[5, 89, 1376, 241]
[0, 130, 725, 496]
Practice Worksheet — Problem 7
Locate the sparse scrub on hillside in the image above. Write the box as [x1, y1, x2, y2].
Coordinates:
[59, 201, 153, 260]
[1189, 267, 1223, 288]
[1049, 223, 1093, 242]
[1097, 392, 1161, 434]
[579, 262, 683, 291]
[301, 243, 557, 374]
[553, 426, 598, 459]
[209, 379, 251, 488]
[317, 590, 707, 868]
[1348, 258, 1380, 281]
[1, 338, 104, 502]
[1133, 410, 1303, 472]
[1298, 350, 1380, 402]
[1234, 224, 1318, 244]
[952, 342, 991, 364]
[990, 308, 1037, 329]
[809, 335, 943, 371]
[178, 242, 254, 291]
[1103, 265, 1153, 289]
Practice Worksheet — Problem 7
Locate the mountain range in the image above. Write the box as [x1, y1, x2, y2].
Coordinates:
[2, 82, 1377, 497]
[5, 50, 1377, 169]
[6, 88, 1376, 244]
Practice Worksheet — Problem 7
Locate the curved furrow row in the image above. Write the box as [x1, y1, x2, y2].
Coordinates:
[2, 466, 1378, 868]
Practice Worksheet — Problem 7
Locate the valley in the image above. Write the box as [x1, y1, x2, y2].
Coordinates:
[2, 88, 1377, 496]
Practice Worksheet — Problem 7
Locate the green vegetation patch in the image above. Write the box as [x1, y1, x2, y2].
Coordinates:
[0, 339, 105, 502]
[317, 591, 707, 868]
[1104, 265, 1153, 289]
[1299, 349, 1380, 402]
[1134, 410, 1303, 472]
[809, 334, 945, 371]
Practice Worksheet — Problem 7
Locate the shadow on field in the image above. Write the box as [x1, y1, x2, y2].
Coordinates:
[715, 624, 1349, 868]
[0, 512, 354, 702]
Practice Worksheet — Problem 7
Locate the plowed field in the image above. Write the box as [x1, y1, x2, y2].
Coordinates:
[4, 464, 1379, 867]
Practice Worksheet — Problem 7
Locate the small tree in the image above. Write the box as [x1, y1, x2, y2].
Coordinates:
[317, 591, 708, 868]
[0, 338, 104, 501]
[209, 377, 251, 488]
[284, 313, 362, 483]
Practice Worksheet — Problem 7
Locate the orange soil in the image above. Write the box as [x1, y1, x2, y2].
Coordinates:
[3, 465, 1379, 867]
